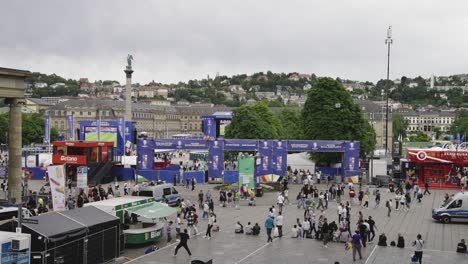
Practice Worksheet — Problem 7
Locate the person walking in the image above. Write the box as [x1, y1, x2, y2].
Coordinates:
[322, 218, 330, 248]
[367, 216, 377, 242]
[351, 230, 363, 261]
[276, 212, 283, 238]
[204, 213, 215, 239]
[385, 199, 392, 217]
[198, 190, 204, 209]
[166, 221, 173, 243]
[175, 214, 182, 235]
[423, 182, 431, 195]
[297, 191, 305, 209]
[173, 229, 192, 257]
[317, 192, 325, 210]
[302, 218, 311, 238]
[363, 193, 369, 208]
[374, 190, 381, 209]
[412, 234, 424, 263]
[191, 177, 196, 191]
[277, 192, 285, 213]
[265, 216, 274, 243]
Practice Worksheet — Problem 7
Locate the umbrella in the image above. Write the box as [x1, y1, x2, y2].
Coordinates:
[136, 175, 149, 183]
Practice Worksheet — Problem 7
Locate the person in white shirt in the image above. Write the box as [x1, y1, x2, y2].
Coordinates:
[245, 222, 253, 235]
[276, 212, 284, 237]
[277, 193, 285, 213]
[400, 195, 407, 211]
[412, 234, 424, 263]
[337, 203, 344, 222]
[291, 225, 299, 238]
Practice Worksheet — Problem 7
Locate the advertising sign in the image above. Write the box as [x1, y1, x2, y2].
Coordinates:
[47, 165, 66, 211]
[153, 139, 208, 150]
[287, 140, 344, 152]
[203, 117, 216, 140]
[238, 157, 255, 191]
[76, 166, 88, 190]
[118, 117, 125, 154]
[344, 141, 360, 179]
[257, 140, 272, 176]
[272, 140, 287, 176]
[223, 139, 258, 151]
[67, 115, 74, 140]
[138, 139, 155, 170]
[43, 115, 50, 144]
[208, 140, 223, 178]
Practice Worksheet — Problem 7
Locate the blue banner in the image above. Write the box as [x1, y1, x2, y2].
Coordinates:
[257, 140, 272, 176]
[43, 115, 50, 144]
[203, 116, 216, 140]
[287, 140, 344, 152]
[344, 141, 360, 178]
[153, 139, 209, 150]
[67, 115, 74, 140]
[223, 139, 258, 151]
[138, 139, 155, 170]
[272, 140, 287, 176]
[457, 133, 461, 144]
[208, 140, 223, 178]
[96, 115, 101, 141]
[118, 117, 125, 154]
[450, 134, 454, 143]
[181, 139, 208, 150]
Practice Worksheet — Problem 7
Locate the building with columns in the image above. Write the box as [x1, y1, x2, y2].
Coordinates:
[46, 99, 230, 139]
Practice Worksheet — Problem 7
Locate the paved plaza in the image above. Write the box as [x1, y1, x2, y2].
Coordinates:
[110, 182, 468, 264]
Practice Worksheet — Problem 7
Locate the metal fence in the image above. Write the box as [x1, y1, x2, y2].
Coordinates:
[30, 226, 120, 264]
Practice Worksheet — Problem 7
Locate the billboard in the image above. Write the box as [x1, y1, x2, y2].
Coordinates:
[239, 157, 255, 191]
[217, 119, 231, 137]
[48, 165, 66, 211]
[84, 126, 118, 146]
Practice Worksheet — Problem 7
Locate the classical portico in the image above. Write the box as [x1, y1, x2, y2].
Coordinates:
[0, 67, 30, 203]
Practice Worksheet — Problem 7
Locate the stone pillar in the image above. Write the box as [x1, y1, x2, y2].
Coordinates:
[124, 69, 133, 121]
[7, 98, 23, 203]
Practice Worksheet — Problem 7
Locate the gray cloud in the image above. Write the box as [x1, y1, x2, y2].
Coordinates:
[1, 0, 467, 84]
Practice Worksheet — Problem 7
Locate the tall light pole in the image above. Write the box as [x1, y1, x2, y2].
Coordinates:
[385, 26, 393, 156]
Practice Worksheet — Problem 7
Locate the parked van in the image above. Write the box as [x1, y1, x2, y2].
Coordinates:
[432, 192, 468, 223]
[0, 206, 34, 221]
[139, 184, 181, 207]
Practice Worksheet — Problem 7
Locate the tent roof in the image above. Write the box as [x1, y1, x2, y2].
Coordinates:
[21, 212, 86, 238]
[59, 206, 119, 227]
[125, 202, 177, 219]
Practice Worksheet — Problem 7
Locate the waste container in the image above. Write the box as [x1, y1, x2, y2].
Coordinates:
[255, 187, 263, 197]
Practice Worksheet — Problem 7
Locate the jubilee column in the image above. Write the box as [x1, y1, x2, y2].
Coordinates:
[124, 54, 134, 122]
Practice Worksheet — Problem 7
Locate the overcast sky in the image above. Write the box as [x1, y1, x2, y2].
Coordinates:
[1, 0, 467, 84]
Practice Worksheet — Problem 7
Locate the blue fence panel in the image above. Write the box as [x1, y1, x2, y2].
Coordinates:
[110, 167, 135, 181]
[315, 167, 343, 180]
[183, 171, 205, 184]
[158, 170, 181, 184]
[165, 164, 180, 171]
[223, 170, 239, 183]
[138, 170, 158, 181]
[23, 167, 47, 180]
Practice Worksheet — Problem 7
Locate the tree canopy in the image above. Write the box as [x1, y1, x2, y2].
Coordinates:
[225, 101, 284, 139]
[0, 113, 58, 145]
[301, 78, 376, 163]
[392, 113, 408, 140]
[450, 110, 468, 137]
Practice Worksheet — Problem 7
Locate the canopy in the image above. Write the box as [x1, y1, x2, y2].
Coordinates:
[125, 202, 176, 219]
[136, 175, 149, 183]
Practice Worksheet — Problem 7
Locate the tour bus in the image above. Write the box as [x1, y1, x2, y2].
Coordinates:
[432, 192, 468, 223]
[138, 183, 181, 207]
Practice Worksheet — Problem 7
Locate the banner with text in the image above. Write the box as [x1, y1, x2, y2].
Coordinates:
[344, 141, 360, 181]
[287, 140, 345, 152]
[239, 157, 255, 192]
[47, 165, 66, 211]
[138, 139, 155, 170]
[223, 139, 258, 151]
[272, 140, 287, 176]
[153, 139, 209, 150]
[257, 140, 272, 176]
[76, 166, 88, 190]
[67, 115, 74, 140]
[208, 140, 223, 178]
[43, 115, 50, 144]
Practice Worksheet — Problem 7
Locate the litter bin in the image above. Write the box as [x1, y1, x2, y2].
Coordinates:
[255, 187, 263, 197]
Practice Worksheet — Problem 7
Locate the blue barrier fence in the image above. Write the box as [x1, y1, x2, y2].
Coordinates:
[223, 170, 239, 183]
[315, 167, 342, 180]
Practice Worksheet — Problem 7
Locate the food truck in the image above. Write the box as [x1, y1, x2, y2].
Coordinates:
[86, 197, 176, 245]
[406, 146, 468, 189]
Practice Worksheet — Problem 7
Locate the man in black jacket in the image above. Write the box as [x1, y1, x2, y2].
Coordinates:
[174, 229, 192, 256]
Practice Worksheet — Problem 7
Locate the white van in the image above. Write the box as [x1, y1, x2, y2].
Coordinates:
[432, 192, 468, 223]
[138, 183, 181, 207]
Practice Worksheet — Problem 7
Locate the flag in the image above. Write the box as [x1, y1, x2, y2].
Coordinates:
[96, 112, 101, 141]
[456, 133, 461, 144]
[67, 115, 74, 140]
[44, 115, 50, 144]
[450, 134, 454, 143]
[118, 116, 125, 154]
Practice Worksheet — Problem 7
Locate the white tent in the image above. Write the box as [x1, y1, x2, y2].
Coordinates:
[286, 152, 315, 172]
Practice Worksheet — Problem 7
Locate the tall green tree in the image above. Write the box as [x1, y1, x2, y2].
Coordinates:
[392, 113, 408, 140]
[451, 110, 468, 137]
[278, 108, 303, 140]
[302, 78, 376, 164]
[225, 101, 283, 139]
[0, 113, 58, 145]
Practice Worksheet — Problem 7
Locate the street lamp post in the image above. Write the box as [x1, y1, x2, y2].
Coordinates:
[385, 26, 393, 156]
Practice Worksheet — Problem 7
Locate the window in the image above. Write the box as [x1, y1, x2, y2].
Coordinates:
[171, 187, 178, 194]
[60, 121, 64, 130]
[88, 111, 91, 116]
[163, 188, 171, 196]
[54, 121, 58, 128]
[80, 111, 83, 116]
[448, 200, 462, 209]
